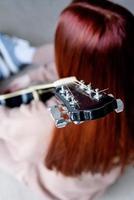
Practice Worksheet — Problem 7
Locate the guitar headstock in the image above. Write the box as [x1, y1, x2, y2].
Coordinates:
[49, 80, 124, 128]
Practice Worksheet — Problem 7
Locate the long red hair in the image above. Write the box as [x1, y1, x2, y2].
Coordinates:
[45, 0, 134, 176]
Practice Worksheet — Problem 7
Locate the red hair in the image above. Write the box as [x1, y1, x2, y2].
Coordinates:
[45, 0, 134, 176]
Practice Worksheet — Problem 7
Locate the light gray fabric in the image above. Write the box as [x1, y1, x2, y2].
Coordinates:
[0, 166, 133, 200]
[0, 169, 44, 200]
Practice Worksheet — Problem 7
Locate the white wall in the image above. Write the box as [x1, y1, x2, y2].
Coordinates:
[0, 0, 133, 45]
[0, 0, 71, 45]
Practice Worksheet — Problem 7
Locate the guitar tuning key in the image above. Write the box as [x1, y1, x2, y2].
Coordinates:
[69, 96, 78, 107]
[87, 83, 91, 89]
[58, 86, 78, 107]
[49, 105, 70, 128]
[115, 99, 124, 113]
[80, 80, 85, 84]
[59, 86, 66, 95]
[86, 83, 93, 95]
[59, 86, 72, 101]
[64, 90, 71, 101]
[79, 80, 86, 90]
[93, 88, 102, 101]
[79, 81, 93, 96]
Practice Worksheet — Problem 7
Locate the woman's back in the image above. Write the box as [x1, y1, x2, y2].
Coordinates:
[0, 100, 121, 200]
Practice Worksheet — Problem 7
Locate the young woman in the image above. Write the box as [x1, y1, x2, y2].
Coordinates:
[0, 0, 133, 199]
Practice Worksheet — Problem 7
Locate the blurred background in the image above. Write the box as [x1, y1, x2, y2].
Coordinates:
[0, 0, 133, 45]
[0, 1, 133, 200]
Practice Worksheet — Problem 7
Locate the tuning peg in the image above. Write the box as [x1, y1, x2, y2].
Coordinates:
[59, 86, 72, 101]
[64, 90, 71, 101]
[87, 83, 92, 89]
[80, 80, 85, 84]
[69, 96, 78, 107]
[86, 83, 93, 95]
[115, 99, 124, 113]
[93, 88, 102, 100]
[49, 105, 70, 128]
[79, 81, 94, 95]
[59, 86, 66, 95]
[79, 80, 86, 90]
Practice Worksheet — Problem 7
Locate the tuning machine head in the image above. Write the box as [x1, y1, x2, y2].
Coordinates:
[79, 81, 92, 94]
[115, 99, 124, 113]
[49, 79, 124, 128]
[49, 104, 71, 128]
[59, 85, 66, 95]
[93, 88, 102, 101]
[58, 85, 79, 108]
[79, 81, 104, 101]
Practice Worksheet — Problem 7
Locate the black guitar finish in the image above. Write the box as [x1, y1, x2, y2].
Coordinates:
[55, 84, 117, 123]
[0, 90, 54, 108]
[0, 77, 123, 127]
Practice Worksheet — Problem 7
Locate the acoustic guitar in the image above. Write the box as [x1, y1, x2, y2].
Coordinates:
[0, 77, 124, 128]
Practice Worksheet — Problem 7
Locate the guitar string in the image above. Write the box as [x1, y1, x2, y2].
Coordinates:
[64, 84, 80, 108]
[0, 79, 108, 104]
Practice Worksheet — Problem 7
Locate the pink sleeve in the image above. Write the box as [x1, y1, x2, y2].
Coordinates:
[0, 101, 54, 179]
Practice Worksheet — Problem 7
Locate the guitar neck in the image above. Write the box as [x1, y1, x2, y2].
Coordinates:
[0, 76, 77, 101]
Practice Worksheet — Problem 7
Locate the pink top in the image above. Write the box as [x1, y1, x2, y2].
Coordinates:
[0, 62, 121, 200]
